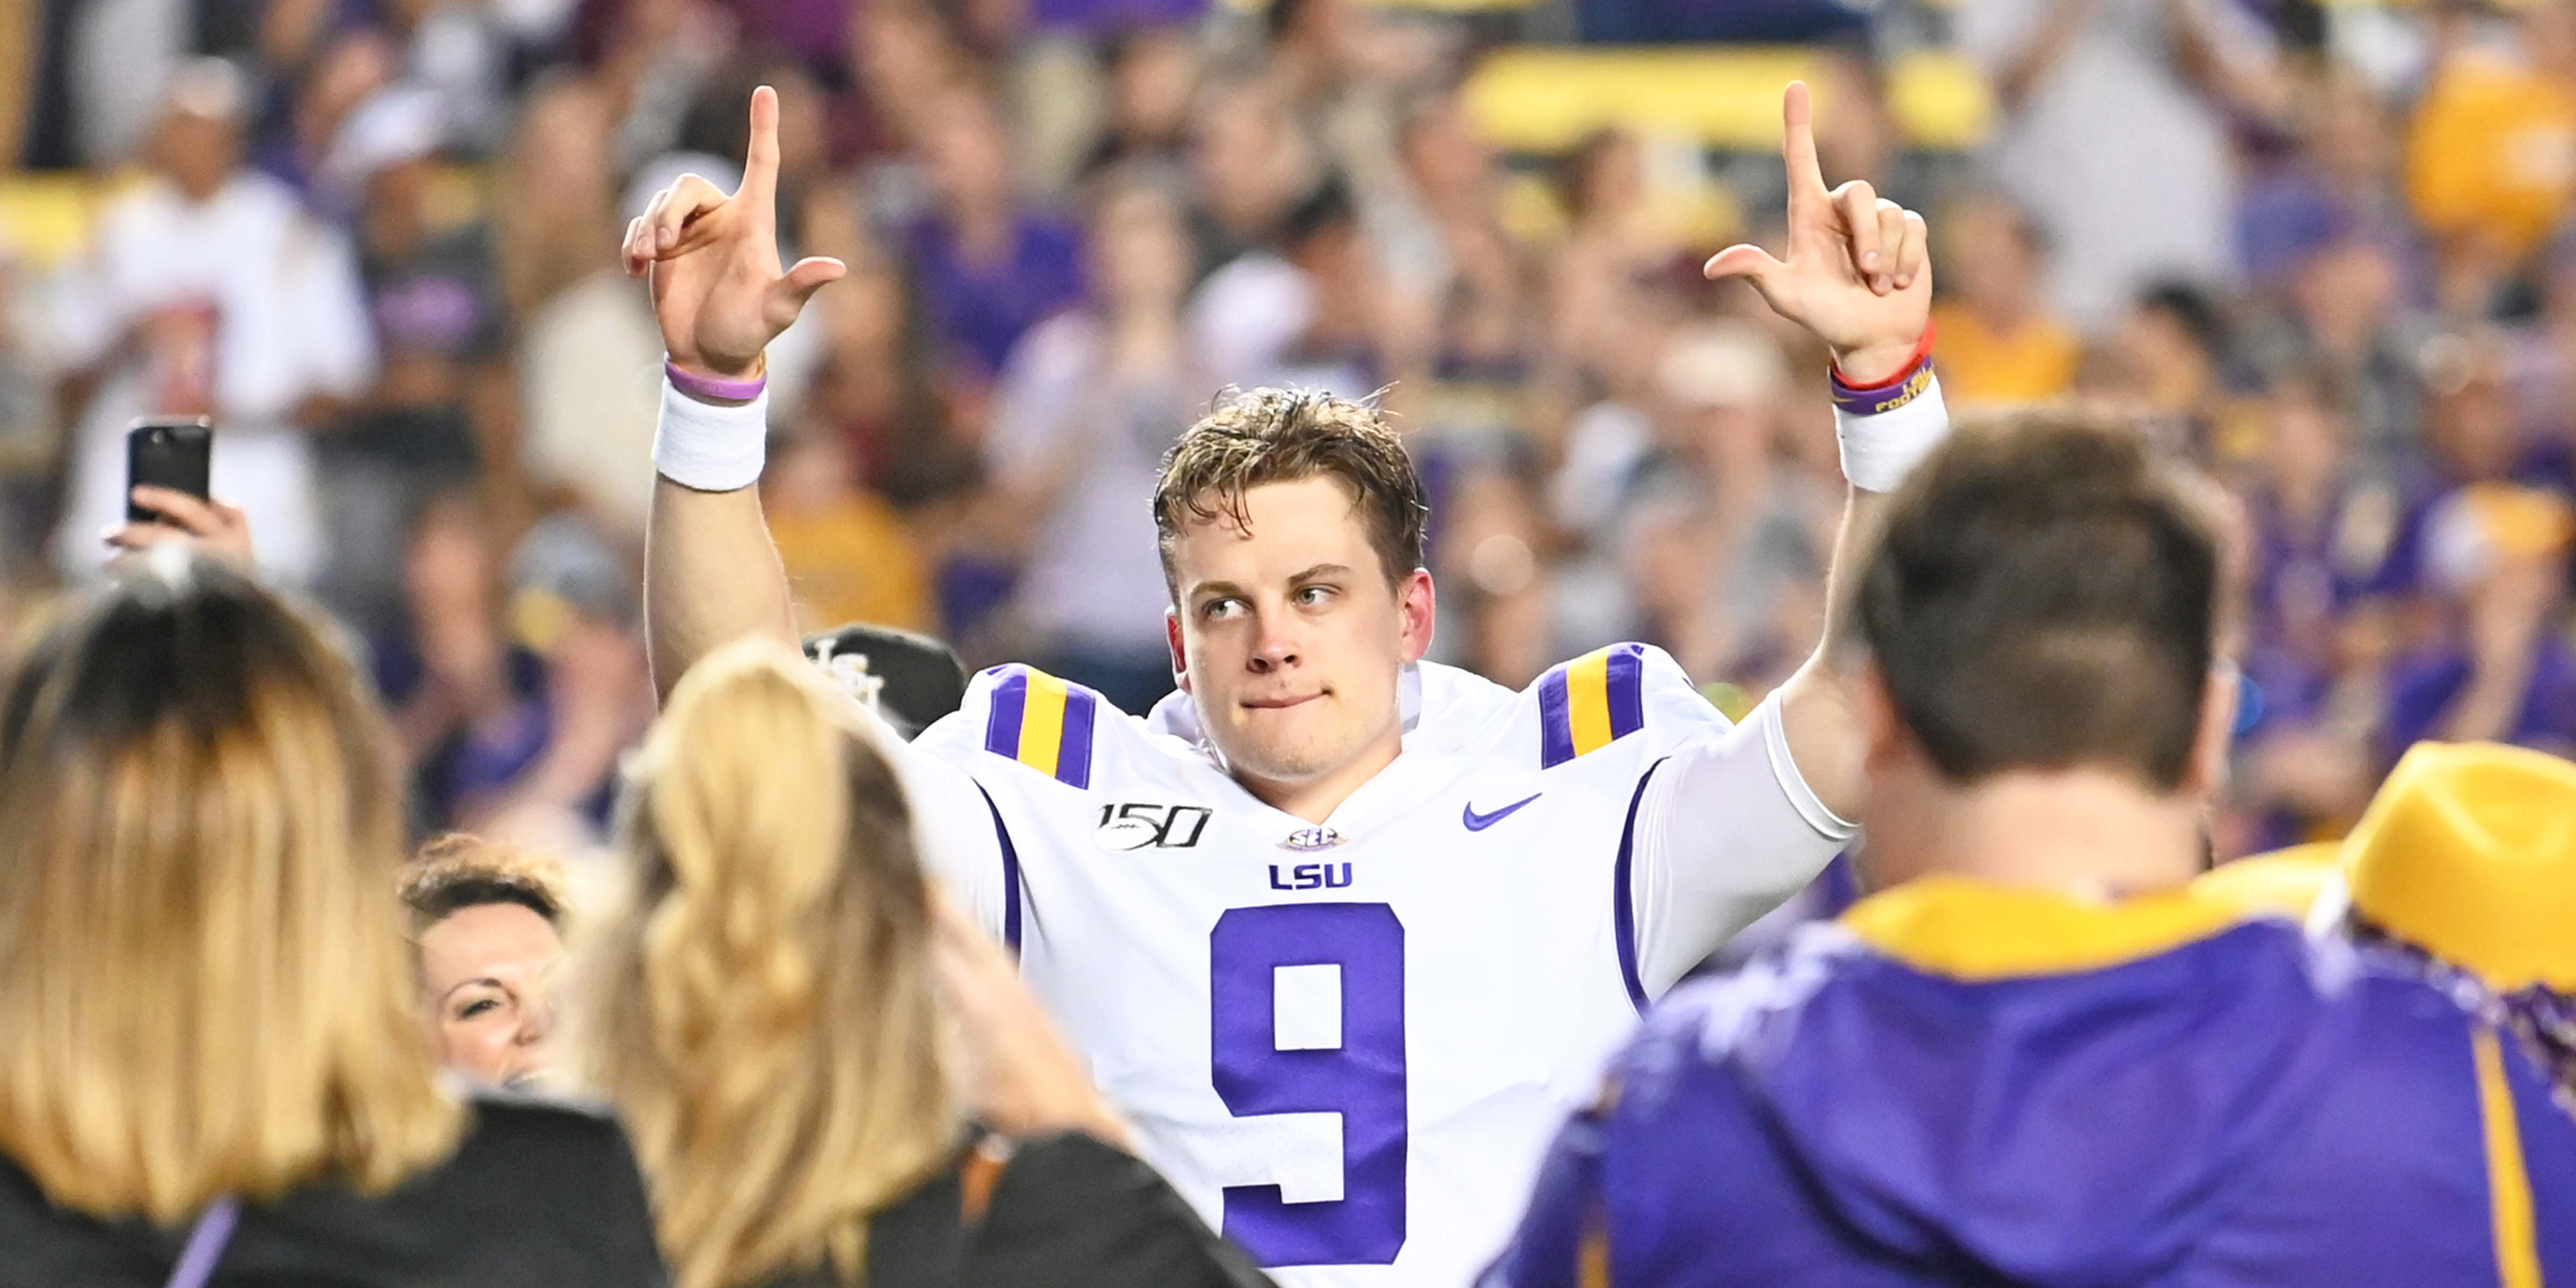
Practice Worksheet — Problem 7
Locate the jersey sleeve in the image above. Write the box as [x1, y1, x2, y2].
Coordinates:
[909, 663, 1112, 943]
[859, 698, 1009, 939]
[1627, 687, 1857, 998]
[1530, 642, 1733, 769]
[1525, 645, 1842, 998]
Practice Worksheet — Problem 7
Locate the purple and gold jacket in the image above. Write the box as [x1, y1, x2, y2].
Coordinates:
[1483, 876, 2576, 1288]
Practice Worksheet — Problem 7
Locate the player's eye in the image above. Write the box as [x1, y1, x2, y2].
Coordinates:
[1199, 597, 1244, 621]
[456, 996, 504, 1022]
[1294, 584, 1336, 608]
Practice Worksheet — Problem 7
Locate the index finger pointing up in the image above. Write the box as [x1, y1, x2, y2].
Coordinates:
[1781, 80, 1827, 225]
[741, 85, 782, 221]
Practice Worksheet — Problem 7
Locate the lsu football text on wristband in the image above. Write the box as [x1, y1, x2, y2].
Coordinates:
[1829, 328, 1950, 494]
[1828, 324, 1938, 409]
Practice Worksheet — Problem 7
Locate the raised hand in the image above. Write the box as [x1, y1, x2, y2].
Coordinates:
[108, 486, 254, 569]
[1704, 81, 1931, 384]
[621, 86, 845, 380]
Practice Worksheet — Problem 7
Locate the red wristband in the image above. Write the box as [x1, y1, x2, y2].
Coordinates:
[665, 356, 767, 403]
[1828, 324, 1937, 394]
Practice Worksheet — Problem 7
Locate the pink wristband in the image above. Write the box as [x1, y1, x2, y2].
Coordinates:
[664, 358, 766, 403]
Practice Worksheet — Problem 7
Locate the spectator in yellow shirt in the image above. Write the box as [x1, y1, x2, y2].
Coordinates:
[2406, 0, 2576, 296]
[1927, 192, 2084, 406]
[761, 428, 937, 638]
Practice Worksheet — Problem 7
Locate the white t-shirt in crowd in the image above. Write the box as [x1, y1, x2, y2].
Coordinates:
[1957, 0, 2269, 328]
[1187, 252, 1373, 398]
[53, 172, 376, 584]
[983, 311, 1199, 660]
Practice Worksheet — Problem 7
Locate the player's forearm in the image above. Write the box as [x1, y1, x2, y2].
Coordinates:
[643, 374, 800, 699]
[645, 477, 799, 699]
[1776, 345, 1947, 819]
[1816, 483, 1890, 668]
[1776, 486, 1886, 821]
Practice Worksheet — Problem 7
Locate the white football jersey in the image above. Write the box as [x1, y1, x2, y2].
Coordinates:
[887, 642, 1850, 1287]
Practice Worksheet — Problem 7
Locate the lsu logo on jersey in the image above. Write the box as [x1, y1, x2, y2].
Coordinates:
[982, 667, 1098, 788]
[1268, 860, 1355, 890]
[1538, 643, 1646, 768]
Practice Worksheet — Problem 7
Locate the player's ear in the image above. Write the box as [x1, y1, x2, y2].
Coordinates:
[1397, 568, 1436, 664]
[1166, 608, 1191, 693]
[1858, 660, 1904, 775]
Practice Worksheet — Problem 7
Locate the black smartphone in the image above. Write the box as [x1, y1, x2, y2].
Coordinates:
[126, 418, 213, 524]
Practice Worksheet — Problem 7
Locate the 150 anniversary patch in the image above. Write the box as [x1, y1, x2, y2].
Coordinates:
[1094, 802, 1213, 852]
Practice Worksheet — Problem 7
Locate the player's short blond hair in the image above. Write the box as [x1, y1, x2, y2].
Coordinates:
[1153, 389, 1429, 594]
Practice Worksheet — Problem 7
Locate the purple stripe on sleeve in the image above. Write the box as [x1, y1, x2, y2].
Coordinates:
[1606, 645, 1646, 741]
[984, 670, 1029, 758]
[1056, 689, 1097, 788]
[1611, 758, 1668, 1012]
[1539, 667, 1577, 768]
[974, 784, 1023, 955]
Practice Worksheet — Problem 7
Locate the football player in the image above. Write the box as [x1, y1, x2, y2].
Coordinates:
[625, 83, 1941, 1286]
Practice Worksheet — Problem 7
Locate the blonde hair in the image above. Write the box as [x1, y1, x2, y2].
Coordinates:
[587, 639, 954, 1288]
[0, 559, 462, 1222]
[402, 832, 573, 939]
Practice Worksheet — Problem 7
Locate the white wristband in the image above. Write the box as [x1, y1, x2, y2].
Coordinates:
[653, 378, 769, 493]
[1834, 373, 1950, 494]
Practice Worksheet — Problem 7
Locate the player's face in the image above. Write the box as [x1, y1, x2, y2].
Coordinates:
[1168, 478, 1435, 807]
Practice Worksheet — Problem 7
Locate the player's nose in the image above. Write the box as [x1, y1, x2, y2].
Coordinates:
[1247, 611, 1302, 671]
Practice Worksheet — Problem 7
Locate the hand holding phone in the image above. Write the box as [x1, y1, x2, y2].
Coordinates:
[111, 418, 253, 569]
[126, 418, 212, 523]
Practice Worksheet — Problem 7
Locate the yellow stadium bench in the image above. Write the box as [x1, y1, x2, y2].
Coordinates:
[1462, 46, 1993, 153]
[0, 173, 101, 268]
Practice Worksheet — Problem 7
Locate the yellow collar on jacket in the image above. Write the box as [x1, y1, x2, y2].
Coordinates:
[1839, 875, 2282, 982]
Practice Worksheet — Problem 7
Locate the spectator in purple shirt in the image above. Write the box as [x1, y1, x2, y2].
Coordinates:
[2380, 490, 2576, 756]
[2376, 345, 2576, 759]
[2228, 370, 2402, 852]
[903, 83, 1088, 383]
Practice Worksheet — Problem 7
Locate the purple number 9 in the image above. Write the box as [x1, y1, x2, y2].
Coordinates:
[1209, 902, 1408, 1267]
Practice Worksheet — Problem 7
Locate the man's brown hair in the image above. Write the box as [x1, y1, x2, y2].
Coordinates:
[1857, 409, 2230, 791]
[1152, 389, 1429, 595]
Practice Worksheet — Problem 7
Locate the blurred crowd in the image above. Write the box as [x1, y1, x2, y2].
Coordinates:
[2, 0, 2574, 860]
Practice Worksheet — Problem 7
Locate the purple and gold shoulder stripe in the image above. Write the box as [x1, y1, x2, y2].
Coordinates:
[982, 666, 1097, 789]
[1540, 643, 1648, 769]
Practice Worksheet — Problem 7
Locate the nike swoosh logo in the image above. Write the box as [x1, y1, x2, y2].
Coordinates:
[1462, 793, 1543, 832]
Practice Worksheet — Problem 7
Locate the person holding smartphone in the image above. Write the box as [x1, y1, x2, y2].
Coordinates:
[52, 59, 373, 587]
